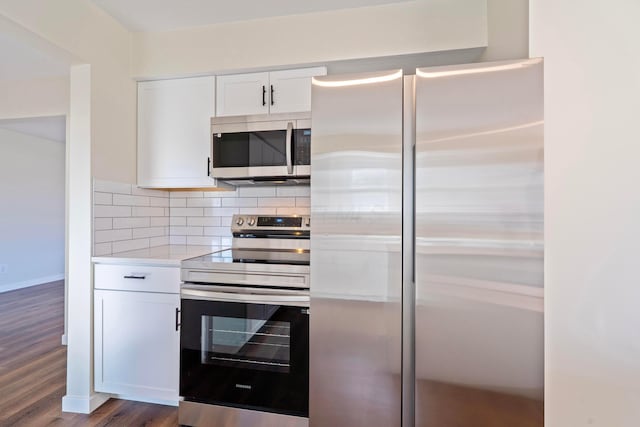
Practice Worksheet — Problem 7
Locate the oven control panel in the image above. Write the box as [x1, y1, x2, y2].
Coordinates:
[231, 214, 310, 233]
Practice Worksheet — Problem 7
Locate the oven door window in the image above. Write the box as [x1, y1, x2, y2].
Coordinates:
[180, 299, 308, 417]
[201, 312, 291, 373]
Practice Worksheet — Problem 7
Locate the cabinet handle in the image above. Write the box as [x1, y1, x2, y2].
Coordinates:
[123, 274, 146, 280]
[270, 84, 274, 106]
[207, 157, 211, 177]
[175, 307, 181, 331]
[262, 85, 266, 106]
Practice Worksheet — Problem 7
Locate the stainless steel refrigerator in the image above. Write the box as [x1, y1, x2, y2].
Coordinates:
[310, 59, 544, 427]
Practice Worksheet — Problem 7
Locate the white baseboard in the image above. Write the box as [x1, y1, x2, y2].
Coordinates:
[0, 273, 64, 293]
[62, 392, 111, 414]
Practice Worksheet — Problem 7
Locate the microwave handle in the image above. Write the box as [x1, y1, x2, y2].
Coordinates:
[286, 121, 294, 174]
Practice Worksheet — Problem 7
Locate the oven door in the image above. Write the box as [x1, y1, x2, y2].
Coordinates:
[180, 285, 309, 417]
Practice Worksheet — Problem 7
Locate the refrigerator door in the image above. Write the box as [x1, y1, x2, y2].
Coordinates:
[310, 70, 403, 427]
[414, 59, 544, 426]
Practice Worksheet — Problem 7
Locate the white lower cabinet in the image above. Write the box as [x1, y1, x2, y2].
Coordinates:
[94, 264, 180, 405]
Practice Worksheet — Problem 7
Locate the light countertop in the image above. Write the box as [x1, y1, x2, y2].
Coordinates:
[92, 245, 221, 267]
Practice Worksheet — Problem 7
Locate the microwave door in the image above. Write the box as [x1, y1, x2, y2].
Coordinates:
[211, 128, 290, 178]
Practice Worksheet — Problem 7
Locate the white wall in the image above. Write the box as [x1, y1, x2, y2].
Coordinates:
[0, 76, 68, 119]
[0, 127, 64, 292]
[132, 0, 488, 78]
[481, 0, 528, 61]
[530, 1, 640, 426]
[0, 0, 136, 184]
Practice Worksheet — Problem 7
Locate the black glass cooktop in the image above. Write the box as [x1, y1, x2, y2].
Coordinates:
[188, 248, 310, 266]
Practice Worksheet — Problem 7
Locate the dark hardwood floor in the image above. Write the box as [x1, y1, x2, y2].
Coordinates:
[0, 280, 178, 427]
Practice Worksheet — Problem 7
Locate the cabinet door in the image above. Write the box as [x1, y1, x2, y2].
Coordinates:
[137, 76, 220, 188]
[95, 289, 180, 405]
[216, 72, 269, 116]
[269, 67, 327, 114]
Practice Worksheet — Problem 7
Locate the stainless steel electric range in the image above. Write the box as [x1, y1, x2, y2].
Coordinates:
[179, 214, 310, 427]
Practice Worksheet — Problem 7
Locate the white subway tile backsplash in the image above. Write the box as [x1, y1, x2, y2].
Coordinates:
[239, 207, 277, 215]
[170, 217, 187, 226]
[187, 198, 222, 208]
[170, 191, 204, 198]
[277, 207, 310, 215]
[276, 186, 311, 197]
[204, 207, 238, 217]
[133, 207, 165, 217]
[150, 217, 170, 227]
[238, 187, 276, 197]
[113, 194, 150, 207]
[149, 197, 170, 207]
[94, 192, 113, 205]
[170, 198, 186, 208]
[94, 242, 112, 256]
[94, 205, 132, 218]
[170, 235, 187, 245]
[187, 236, 221, 246]
[132, 187, 169, 197]
[95, 228, 132, 243]
[296, 197, 310, 207]
[258, 197, 296, 207]
[94, 218, 112, 231]
[112, 238, 149, 253]
[94, 180, 132, 195]
[206, 189, 238, 198]
[187, 217, 221, 227]
[149, 235, 170, 247]
[170, 207, 204, 217]
[133, 227, 166, 239]
[94, 180, 310, 256]
[204, 227, 231, 237]
[170, 226, 203, 236]
[113, 217, 150, 229]
[93, 179, 170, 256]
[221, 197, 257, 208]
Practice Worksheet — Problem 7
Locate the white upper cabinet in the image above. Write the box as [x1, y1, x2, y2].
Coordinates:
[137, 76, 224, 189]
[215, 72, 270, 116]
[216, 67, 327, 117]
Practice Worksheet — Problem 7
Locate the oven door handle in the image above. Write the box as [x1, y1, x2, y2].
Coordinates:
[181, 288, 310, 307]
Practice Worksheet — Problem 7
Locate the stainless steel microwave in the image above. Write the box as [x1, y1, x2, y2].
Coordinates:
[210, 112, 311, 185]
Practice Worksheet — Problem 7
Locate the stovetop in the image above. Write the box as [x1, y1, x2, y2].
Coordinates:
[185, 248, 310, 266]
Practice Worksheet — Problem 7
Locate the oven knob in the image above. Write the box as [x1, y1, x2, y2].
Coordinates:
[305, 217, 310, 227]
[248, 217, 256, 226]
[236, 217, 244, 226]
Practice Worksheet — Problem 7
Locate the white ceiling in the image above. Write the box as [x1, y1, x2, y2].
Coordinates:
[0, 31, 69, 80]
[91, 0, 412, 32]
[0, 116, 66, 143]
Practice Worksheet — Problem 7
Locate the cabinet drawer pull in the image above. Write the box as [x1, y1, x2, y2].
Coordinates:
[262, 85, 266, 106]
[123, 274, 146, 280]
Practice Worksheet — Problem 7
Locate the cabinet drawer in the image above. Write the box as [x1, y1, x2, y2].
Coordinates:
[94, 264, 180, 293]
